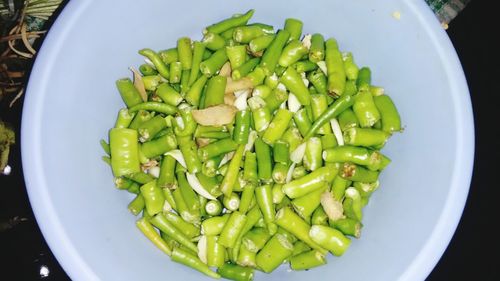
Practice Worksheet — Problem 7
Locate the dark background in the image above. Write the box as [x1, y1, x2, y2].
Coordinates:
[0, 1, 497, 280]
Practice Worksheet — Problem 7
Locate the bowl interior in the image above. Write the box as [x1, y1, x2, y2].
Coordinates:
[22, 0, 473, 280]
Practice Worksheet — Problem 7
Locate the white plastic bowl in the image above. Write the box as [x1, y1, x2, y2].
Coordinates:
[21, 0, 474, 280]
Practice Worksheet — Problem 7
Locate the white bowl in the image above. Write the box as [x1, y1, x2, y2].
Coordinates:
[21, 0, 474, 280]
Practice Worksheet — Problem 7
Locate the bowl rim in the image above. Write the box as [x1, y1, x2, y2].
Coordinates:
[21, 0, 474, 280]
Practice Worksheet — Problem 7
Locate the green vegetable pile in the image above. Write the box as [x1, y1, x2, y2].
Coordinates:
[101, 9, 402, 280]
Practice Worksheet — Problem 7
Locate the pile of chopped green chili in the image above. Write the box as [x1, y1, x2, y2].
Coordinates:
[101, 9, 402, 280]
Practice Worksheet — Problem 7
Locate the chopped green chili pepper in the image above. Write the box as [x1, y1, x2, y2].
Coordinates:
[232, 57, 261, 80]
[177, 135, 202, 174]
[331, 175, 349, 201]
[150, 213, 198, 253]
[198, 138, 238, 161]
[116, 78, 144, 108]
[330, 218, 362, 238]
[260, 29, 290, 75]
[218, 263, 254, 281]
[325, 39, 346, 96]
[185, 75, 208, 107]
[252, 84, 273, 99]
[309, 33, 325, 63]
[303, 137, 323, 171]
[234, 25, 273, 43]
[255, 184, 277, 235]
[356, 67, 371, 91]
[323, 145, 388, 171]
[233, 110, 251, 144]
[279, 39, 308, 67]
[176, 37, 193, 70]
[204, 75, 227, 107]
[128, 102, 177, 115]
[343, 127, 390, 147]
[266, 185, 283, 207]
[291, 240, 312, 257]
[248, 34, 275, 54]
[223, 192, 241, 211]
[321, 134, 338, 150]
[202, 214, 230, 236]
[126, 172, 154, 184]
[206, 236, 226, 267]
[237, 244, 257, 267]
[139, 48, 170, 79]
[219, 211, 248, 248]
[187, 41, 206, 86]
[281, 127, 303, 152]
[290, 250, 326, 271]
[200, 49, 229, 77]
[293, 108, 312, 137]
[283, 166, 337, 199]
[304, 94, 354, 140]
[373, 95, 402, 133]
[245, 67, 266, 86]
[272, 163, 288, 184]
[226, 45, 248, 70]
[203, 32, 227, 51]
[284, 18, 303, 41]
[109, 128, 141, 177]
[262, 109, 293, 145]
[273, 141, 289, 164]
[309, 225, 351, 256]
[164, 211, 200, 239]
[126, 181, 141, 194]
[353, 90, 381, 127]
[340, 162, 379, 182]
[220, 145, 245, 196]
[275, 208, 326, 254]
[311, 94, 333, 134]
[264, 87, 289, 113]
[100, 139, 110, 155]
[353, 180, 380, 197]
[280, 66, 310, 105]
[157, 155, 176, 189]
[201, 155, 224, 177]
[338, 108, 359, 131]
[239, 183, 256, 214]
[138, 115, 167, 142]
[177, 172, 201, 214]
[292, 184, 326, 221]
[115, 108, 136, 129]
[308, 70, 328, 95]
[143, 75, 161, 91]
[255, 234, 294, 273]
[243, 152, 258, 184]
[139, 63, 158, 76]
[128, 194, 145, 216]
[140, 181, 165, 216]
[254, 138, 273, 182]
[155, 83, 183, 106]
[172, 186, 199, 224]
[205, 200, 223, 216]
[204, 9, 255, 34]
[171, 247, 220, 278]
[291, 165, 307, 180]
[342, 52, 359, 81]
[293, 61, 317, 74]
[159, 48, 178, 64]
[311, 206, 329, 226]
[169, 62, 182, 84]
[136, 217, 172, 256]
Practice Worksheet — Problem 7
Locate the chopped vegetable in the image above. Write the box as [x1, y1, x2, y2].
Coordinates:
[103, 10, 402, 279]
